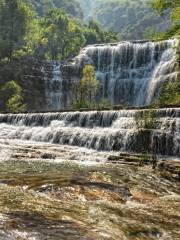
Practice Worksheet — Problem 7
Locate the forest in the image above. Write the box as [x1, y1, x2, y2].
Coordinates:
[0, 0, 179, 62]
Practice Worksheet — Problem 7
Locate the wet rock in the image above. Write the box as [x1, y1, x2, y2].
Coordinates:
[107, 152, 151, 165]
[158, 160, 180, 178]
[108, 155, 120, 161]
[41, 153, 56, 159]
[70, 179, 132, 197]
[113, 105, 124, 110]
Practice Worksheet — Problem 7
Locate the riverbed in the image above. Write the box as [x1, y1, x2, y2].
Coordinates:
[0, 139, 179, 240]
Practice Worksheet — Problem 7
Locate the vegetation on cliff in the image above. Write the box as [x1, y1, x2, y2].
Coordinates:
[151, 0, 180, 106]
[0, 0, 118, 62]
[0, 80, 26, 112]
[38, 11, 117, 60]
[72, 65, 99, 109]
[0, 0, 117, 112]
[151, 0, 180, 39]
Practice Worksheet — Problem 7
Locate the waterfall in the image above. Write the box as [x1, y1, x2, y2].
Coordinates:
[41, 40, 177, 110]
[62, 39, 177, 108]
[43, 62, 65, 111]
[0, 108, 179, 157]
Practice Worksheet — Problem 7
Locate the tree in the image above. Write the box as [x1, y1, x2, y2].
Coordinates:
[151, 0, 180, 37]
[41, 9, 85, 60]
[28, 0, 83, 18]
[151, 0, 179, 14]
[0, 0, 34, 61]
[80, 64, 99, 103]
[73, 65, 99, 108]
[83, 19, 118, 45]
[0, 80, 26, 112]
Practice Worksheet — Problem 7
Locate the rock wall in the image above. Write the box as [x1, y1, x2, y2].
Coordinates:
[0, 58, 53, 112]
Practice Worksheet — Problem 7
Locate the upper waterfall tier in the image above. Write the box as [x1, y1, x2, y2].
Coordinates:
[30, 39, 178, 111]
[68, 39, 178, 106]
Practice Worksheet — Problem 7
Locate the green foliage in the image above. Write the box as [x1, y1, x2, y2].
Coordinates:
[83, 19, 118, 45]
[135, 110, 157, 129]
[78, 0, 179, 41]
[85, 0, 169, 40]
[72, 64, 99, 109]
[157, 81, 180, 105]
[151, 0, 180, 38]
[7, 94, 26, 112]
[0, 80, 26, 112]
[40, 9, 85, 60]
[72, 98, 112, 110]
[0, 0, 35, 61]
[80, 64, 99, 102]
[97, 98, 112, 109]
[31, 10, 117, 60]
[0, 0, 118, 62]
[28, 0, 83, 18]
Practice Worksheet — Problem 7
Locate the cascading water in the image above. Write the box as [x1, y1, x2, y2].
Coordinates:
[69, 39, 178, 107]
[0, 40, 179, 155]
[0, 108, 179, 157]
[41, 40, 178, 110]
[43, 62, 65, 111]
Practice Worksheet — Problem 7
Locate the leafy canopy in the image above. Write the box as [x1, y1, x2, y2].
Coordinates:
[72, 64, 99, 109]
[151, 0, 180, 38]
[0, 80, 26, 112]
[0, 0, 35, 60]
[40, 9, 85, 60]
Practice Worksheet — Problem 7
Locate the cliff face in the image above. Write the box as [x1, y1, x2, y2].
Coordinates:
[0, 58, 51, 112]
[0, 57, 73, 112]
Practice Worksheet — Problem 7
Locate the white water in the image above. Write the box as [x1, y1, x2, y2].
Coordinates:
[0, 108, 179, 156]
[43, 62, 64, 111]
[41, 40, 178, 110]
[69, 39, 178, 107]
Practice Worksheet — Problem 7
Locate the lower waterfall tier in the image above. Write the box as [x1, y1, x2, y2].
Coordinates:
[0, 108, 179, 157]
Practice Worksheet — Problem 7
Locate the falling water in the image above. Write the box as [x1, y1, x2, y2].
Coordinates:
[68, 39, 178, 107]
[41, 40, 178, 110]
[43, 62, 64, 111]
[0, 108, 179, 156]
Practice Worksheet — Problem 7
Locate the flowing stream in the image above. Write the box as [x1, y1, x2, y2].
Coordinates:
[0, 108, 179, 156]
[0, 108, 179, 239]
